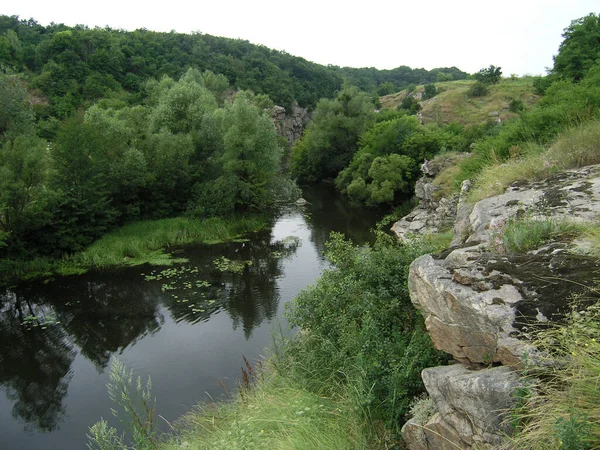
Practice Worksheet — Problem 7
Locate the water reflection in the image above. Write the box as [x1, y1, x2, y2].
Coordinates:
[0, 292, 74, 431]
[301, 183, 381, 252]
[0, 226, 299, 432]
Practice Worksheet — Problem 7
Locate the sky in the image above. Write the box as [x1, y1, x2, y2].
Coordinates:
[2, 0, 598, 75]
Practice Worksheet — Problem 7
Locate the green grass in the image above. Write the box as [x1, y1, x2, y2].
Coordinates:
[468, 120, 600, 202]
[159, 366, 368, 450]
[380, 78, 539, 125]
[510, 301, 600, 449]
[0, 215, 268, 284]
[501, 217, 582, 253]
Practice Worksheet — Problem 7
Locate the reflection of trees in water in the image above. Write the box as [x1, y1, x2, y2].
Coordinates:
[53, 279, 163, 370]
[163, 230, 299, 338]
[0, 291, 74, 432]
[223, 233, 297, 339]
[301, 184, 380, 253]
[0, 272, 164, 432]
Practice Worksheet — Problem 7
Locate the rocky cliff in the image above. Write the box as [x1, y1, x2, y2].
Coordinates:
[271, 103, 311, 144]
[397, 165, 600, 449]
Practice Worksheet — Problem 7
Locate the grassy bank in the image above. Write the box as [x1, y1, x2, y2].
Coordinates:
[160, 363, 368, 450]
[0, 215, 268, 284]
[87, 230, 451, 449]
[510, 301, 600, 449]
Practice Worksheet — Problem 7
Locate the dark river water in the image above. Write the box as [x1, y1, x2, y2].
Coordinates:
[0, 184, 382, 450]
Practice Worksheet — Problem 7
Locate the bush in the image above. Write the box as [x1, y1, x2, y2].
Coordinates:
[509, 99, 525, 113]
[423, 83, 437, 100]
[466, 82, 489, 98]
[474, 65, 502, 84]
[284, 232, 447, 429]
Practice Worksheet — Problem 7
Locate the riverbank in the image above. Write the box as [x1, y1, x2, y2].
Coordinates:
[0, 215, 269, 285]
[86, 229, 452, 449]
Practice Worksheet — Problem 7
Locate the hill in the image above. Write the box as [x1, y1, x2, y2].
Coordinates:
[0, 14, 468, 115]
[380, 78, 540, 125]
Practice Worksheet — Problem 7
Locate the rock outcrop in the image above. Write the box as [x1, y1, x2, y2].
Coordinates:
[401, 164, 600, 449]
[392, 154, 469, 240]
[271, 103, 311, 144]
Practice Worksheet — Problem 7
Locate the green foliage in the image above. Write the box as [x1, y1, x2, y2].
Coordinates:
[87, 359, 157, 450]
[474, 65, 502, 84]
[291, 86, 375, 183]
[0, 135, 52, 242]
[377, 81, 396, 96]
[466, 81, 489, 98]
[422, 83, 437, 100]
[398, 95, 421, 115]
[436, 72, 453, 82]
[510, 302, 600, 449]
[284, 232, 447, 428]
[509, 98, 525, 113]
[336, 116, 466, 206]
[553, 13, 600, 81]
[501, 217, 580, 253]
[0, 73, 34, 139]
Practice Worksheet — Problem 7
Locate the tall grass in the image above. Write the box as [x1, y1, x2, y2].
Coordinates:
[0, 215, 268, 284]
[159, 364, 368, 450]
[469, 119, 600, 202]
[510, 301, 600, 449]
[501, 217, 581, 253]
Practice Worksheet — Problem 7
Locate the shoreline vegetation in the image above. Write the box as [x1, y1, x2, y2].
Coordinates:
[0, 215, 268, 286]
[88, 230, 453, 449]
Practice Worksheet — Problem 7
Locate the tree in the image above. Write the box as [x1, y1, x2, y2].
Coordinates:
[553, 13, 600, 81]
[193, 94, 282, 215]
[0, 136, 52, 245]
[0, 73, 34, 139]
[291, 86, 375, 183]
[422, 83, 437, 100]
[474, 65, 502, 84]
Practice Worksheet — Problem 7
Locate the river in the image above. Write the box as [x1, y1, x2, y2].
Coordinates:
[0, 184, 383, 450]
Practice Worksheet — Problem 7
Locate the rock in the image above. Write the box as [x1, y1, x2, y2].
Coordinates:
[402, 164, 600, 448]
[295, 197, 308, 205]
[271, 103, 311, 144]
[415, 365, 520, 449]
[409, 248, 599, 366]
[392, 154, 470, 240]
[467, 165, 600, 245]
[451, 180, 473, 246]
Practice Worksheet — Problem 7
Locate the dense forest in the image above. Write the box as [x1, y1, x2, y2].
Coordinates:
[0, 14, 467, 113]
[0, 13, 468, 277]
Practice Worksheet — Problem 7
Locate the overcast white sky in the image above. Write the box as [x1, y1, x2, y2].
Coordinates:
[2, 0, 598, 75]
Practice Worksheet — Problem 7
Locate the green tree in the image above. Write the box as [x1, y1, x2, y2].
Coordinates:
[0, 73, 34, 139]
[422, 83, 437, 99]
[291, 86, 375, 182]
[553, 13, 600, 81]
[474, 65, 502, 84]
[0, 136, 52, 244]
[192, 94, 282, 216]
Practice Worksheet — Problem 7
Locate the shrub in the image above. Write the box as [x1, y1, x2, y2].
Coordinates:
[423, 83, 437, 100]
[284, 232, 447, 429]
[509, 99, 525, 113]
[466, 82, 489, 98]
[474, 65, 502, 84]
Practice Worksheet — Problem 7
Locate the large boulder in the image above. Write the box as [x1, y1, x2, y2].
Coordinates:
[403, 365, 520, 449]
[409, 246, 599, 367]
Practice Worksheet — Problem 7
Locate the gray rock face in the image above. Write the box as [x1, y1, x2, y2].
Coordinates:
[409, 247, 598, 367]
[392, 154, 469, 240]
[271, 104, 311, 144]
[402, 164, 600, 449]
[465, 165, 600, 245]
[418, 365, 520, 449]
